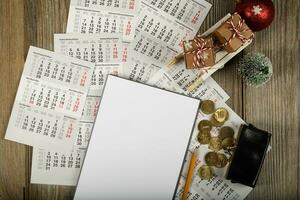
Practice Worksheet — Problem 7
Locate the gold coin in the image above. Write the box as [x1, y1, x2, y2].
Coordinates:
[209, 137, 222, 151]
[197, 120, 212, 132]
[215, 153, 228, 168]
[200, 100, 215, 114]
[198, 165, 214, 180]
[213, 108, 229, 123]
[210, 115, 224, 127]
[197, 131, 211, 144]
[221, 137, 235, 149]
[219, 126, 235, 140]
[204, 152, 218, 166]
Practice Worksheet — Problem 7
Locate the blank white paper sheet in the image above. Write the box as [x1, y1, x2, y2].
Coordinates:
[74, 75, 200, 200]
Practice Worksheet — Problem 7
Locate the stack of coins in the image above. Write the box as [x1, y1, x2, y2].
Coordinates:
[197, 100, 236, 180]
[219, 126, 235, 149]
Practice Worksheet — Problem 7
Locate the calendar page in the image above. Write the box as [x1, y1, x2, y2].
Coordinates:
[148, 68, 229, 101]
[54, 33, 130, 64]
[137, 0, 211, 50]
[122, 51, 163, 83]
[122, 30, 180, 82]
[31, 63, 122, 185]
[31, 147, 85, 186]
[30, 67, 225, 186]
[175, 103, 253, 200]
[122, 0, 211, 82]
[163, 61, 218, 98]
[5, 46, 95, 151]
[66, 6, 135, 41]
[147, 68, 186, 94]
[70, 0, 139, 15]
[142, 0, 212, 35]
[136, 3, 193, 51]
[89, 63, 122, 95]
[131, 30, 180, 65]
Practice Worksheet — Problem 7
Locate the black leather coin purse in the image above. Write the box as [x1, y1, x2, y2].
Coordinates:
[226, 124, 271, 187]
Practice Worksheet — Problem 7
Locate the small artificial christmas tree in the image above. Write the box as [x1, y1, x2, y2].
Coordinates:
[238, 53, 273, 87]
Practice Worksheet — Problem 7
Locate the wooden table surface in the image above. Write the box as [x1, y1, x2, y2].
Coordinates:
[0, 0, 299, 199]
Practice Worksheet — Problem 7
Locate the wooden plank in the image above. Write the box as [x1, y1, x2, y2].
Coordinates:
[298, 43, 300, 199]
[243, 0, 300, 199]
[0, 0, 27, 200]
[23, 0, 76, 199]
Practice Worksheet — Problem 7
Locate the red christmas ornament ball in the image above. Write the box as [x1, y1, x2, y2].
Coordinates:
[235, 0, 275, 31]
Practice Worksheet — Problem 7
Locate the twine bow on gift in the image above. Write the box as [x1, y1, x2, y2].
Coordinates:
[185, 37, 211, 68]
[223, 13, 254, 47]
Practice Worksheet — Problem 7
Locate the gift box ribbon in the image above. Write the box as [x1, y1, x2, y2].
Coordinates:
[222, 13, 254, 47]
[185, 37, 212, 68]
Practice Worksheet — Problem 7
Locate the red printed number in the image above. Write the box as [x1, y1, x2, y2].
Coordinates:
[129, 0, 135, 9]
[122, 48, 128, 62]
[72, 97, 80, 112]
[191, 11, 200, 24]
[113, 44, 118, 59]
[80, 71, 87, 87]
[125, 21, 132, 36]
[66, 123, 73, 138]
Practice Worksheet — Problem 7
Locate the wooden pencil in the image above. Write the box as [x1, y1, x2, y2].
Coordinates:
[182, 147, 198, 200]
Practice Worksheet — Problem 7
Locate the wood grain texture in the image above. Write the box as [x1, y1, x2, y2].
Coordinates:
[0, 0, 299, 199]
[243, 1, 300, 199]
[0, 0, 26, 200]
[22, 1, 75, 200]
